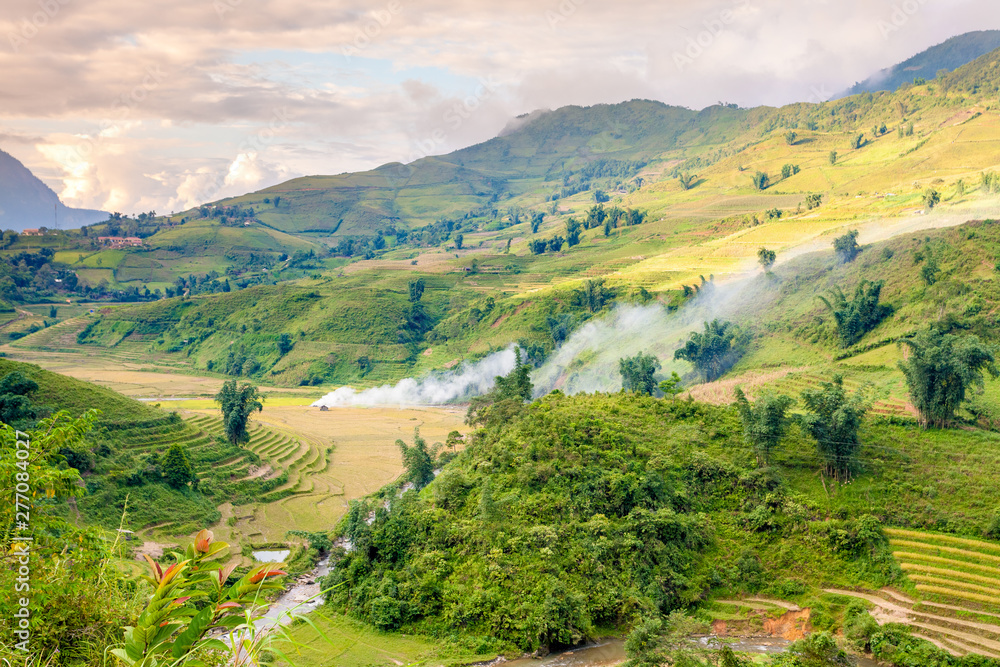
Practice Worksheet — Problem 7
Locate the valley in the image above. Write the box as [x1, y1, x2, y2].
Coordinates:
[6, 37, 1000, 667]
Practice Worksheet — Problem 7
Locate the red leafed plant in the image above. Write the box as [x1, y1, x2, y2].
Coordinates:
[111, 529, 295, 667]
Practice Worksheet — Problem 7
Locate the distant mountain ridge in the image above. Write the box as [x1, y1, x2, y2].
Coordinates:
[839, 30, 1000, 97]
[0, 149, 106, 231]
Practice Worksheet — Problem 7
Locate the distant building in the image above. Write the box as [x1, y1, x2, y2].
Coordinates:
[97, 236, 144, 248]
[21, 229, 43, 236]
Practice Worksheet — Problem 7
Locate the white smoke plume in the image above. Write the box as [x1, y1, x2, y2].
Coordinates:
[311, 347, 517, 407]
[313, 205, 993, 406]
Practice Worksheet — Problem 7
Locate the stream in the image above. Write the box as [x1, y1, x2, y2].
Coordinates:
[254, 560, 879, 667]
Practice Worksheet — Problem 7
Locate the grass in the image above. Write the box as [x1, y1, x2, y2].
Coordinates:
[271, 611, 494, 667]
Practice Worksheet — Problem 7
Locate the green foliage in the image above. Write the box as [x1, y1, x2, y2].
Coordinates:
[408, 278, 425, 303]
[658, 372, 684, 400]
[215, 379, 263, 444]
[573, 277, 615, 313]
[817, 280, 893, 348]
[832, 229, 861, 264]
[733, 388, 796, 466]
[0, 370, 40, 428]
[619, 352, 661, 395]
[327, 396, 723, 651]
[565, 217, 582, 246]
[850, 133, 865, 150]
[455, 233, 464, 250]
[161, 443, 195, 490]
[828, 151, 838, 165]
[751, 171, 770, 190]
[111, 529, 289, 667]
[277, 332, 293, 356]
[674, 320, 748, 382]
[758, 247, 777, 271]
[805, 193, 823, 210]
[897, 328, 999, 427]
[677, 172, 697, 190]
[800, 375, 869, 481]
[784, 131, 798, 145]
[397, 429, 439, 491]
[773, 631, 850, 666]
[466, 348, 534, 428]
[923, 189, 941, 210]
[920, 253, 940, 285]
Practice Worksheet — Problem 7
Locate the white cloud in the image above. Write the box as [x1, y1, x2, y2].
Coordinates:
[1, 0, 997, 213]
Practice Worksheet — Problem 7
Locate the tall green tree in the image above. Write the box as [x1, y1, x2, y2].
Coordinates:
[161, 443, 196, 490]
[573, 277, 614, 313]
[817, 280, 893, 348]
[397, 428, 438, 491]
[408, 278, 425, 303]
[733, 388, 796, 466]
[214, 380, 263, 445]
[800, 375, 869, 481]
[677, 172, 697, 190]
[923, 189, 941, 210]
[565, 218, 582, 247]
[897, 328, 998, 428]
[674, 320, 748, 382]
[618, 353, 661, 396]
[751, 171, 769, 190]
[833, 229, 861, 263]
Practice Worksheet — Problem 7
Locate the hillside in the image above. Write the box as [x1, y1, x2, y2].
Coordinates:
[0, 149, 106, 231]
[841, 31, 1000, 97]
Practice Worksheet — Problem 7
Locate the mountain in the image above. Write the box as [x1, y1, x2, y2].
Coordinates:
[839, 30, 1000, 97]
[0, 149, 107, 231]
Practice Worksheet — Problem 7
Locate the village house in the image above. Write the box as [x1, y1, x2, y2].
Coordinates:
[97, 236, 144, 248]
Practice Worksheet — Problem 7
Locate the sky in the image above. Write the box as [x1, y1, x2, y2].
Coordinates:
[0, 0, 996, 215]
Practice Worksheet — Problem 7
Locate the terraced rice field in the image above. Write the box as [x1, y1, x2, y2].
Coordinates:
[173, 405, 466, 548]
[825, 528, 1000, 659]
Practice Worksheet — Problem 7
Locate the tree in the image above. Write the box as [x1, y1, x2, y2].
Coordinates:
[277, 333, 293, 356]
[161, 443, 195, 490]
[454, 233, 464, 250]
[897, 328, 998, 428]
[800, 375, 868, 481]
[547, 235, 565, 252]
[658, 372, 684, 400]
[618, 353, 661, 396]
[565, 218, 582, 246]
[0, 371, 40, 429]
[920, 255, 940, 285]
[273, 195, 281, 207]
[466, 347, 534, 427]
[734, 388, 796, 466]
[215, 380, 263, 445]
[531, 212, 545, 233]
[677, 172, 696, 190]
[923, 189, 941, 210]
[757, 247, 776, 272]
[833, 229, 861, 263]
[397, 429, 438, 490]
[594, 189, 610, 203]
[674, 320, 748, 382]
[49, 305, 58, 318]
[817, 280, 893, 348]
[805, 193, 823, 210]
[850, 133, 865, 150]
[529, 238, 548, 255]
[573, 277, 614, 313]
[829, 151, 838, 165]
[408, 278, 425, 303]
[784, 131, 798, 145]
[751, 171, 769, 190]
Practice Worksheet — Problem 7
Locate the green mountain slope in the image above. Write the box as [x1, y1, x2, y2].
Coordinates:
[841, 30, 1000, 97]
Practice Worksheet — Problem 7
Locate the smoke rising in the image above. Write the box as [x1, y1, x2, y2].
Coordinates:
[312, 204, 994, 407]
[311, 347, 517, 407]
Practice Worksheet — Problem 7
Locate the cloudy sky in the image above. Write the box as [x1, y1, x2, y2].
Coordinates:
[0, 0, 995, 214]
